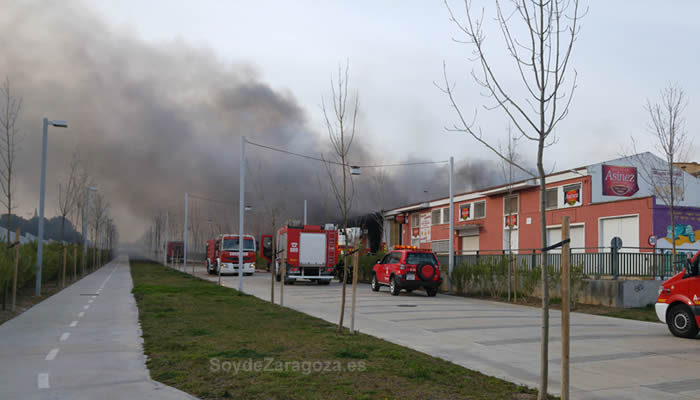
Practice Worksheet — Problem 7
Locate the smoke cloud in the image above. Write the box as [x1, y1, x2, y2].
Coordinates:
[1, 0, 500, 241]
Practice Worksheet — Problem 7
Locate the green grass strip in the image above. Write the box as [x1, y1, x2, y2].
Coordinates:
[131, 259, 554, 400]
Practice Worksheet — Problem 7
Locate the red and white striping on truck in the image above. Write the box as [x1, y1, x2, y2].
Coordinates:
[275, 224, 338, 285]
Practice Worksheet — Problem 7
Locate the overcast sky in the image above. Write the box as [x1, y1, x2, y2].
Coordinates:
[4, 1, 699, 240]
[92, 0, 699, 165]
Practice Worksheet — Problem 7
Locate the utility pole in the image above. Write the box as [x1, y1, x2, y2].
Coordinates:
[238, 136, 246, 292]
[561, 216, 571, 400]
[164, 212, 169, 266]
[82, 187, 96, 276]
[448, 156, 454, 292]
[183, 192, 188, 273]
[304, 200, 307, 225]
[350, 235, 360, 333]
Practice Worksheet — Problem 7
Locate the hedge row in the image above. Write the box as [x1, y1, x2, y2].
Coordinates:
[0, 242, 112, 292]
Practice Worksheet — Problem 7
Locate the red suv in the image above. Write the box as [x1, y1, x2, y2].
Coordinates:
[371, 246, 442, 296]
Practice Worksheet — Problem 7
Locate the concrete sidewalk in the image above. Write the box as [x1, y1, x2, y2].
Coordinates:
[0, 255, 196, 400]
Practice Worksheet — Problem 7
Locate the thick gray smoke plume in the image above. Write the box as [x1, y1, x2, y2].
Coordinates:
[1, 0, 500, 240]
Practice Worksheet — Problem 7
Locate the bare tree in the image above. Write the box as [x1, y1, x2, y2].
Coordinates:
[499, 124, 520, 301]
[369, 168, 388, 250]
[631, 84, 689, 272]
[439, 1, 583, 397]
[321, 61, 359, 333]
[0, 77, 22, 243]
[58, 151, 82, 244]
[91, 193, 109, 264]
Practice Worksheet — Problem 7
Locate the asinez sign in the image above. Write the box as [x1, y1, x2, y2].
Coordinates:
[602, 165, 639, 197]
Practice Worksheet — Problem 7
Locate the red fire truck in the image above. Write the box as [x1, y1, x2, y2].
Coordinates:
[655, 249, 700, 338]
[211, 234, 257, 276]
[275, 224, 338, 285]
[166, 241, 184, 263]
[205, 239, 216, 274]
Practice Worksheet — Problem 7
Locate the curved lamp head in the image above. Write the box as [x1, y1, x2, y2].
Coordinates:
[49, 120, 68, 128]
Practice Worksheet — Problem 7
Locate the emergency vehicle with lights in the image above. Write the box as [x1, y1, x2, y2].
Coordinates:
[275, 223, 338, 285]
[210, 234, 256, 275]
[371, 245, 442, 296]
[655, 249, 700, 338]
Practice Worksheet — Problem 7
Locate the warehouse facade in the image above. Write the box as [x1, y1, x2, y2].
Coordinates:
[383, 153, 700, 258]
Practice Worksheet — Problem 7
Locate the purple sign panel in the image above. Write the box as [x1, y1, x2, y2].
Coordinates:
[653, 205, 700, 253]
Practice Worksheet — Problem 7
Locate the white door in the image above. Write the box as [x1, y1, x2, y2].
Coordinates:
[599, 216, 639, 251]
[503, 228, 519, 253]
[547, 225, 585, 253]
[461, 235, 479, 255]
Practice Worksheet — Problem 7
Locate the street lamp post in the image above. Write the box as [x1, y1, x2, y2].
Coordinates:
[35, 118, 68, 296]
[184, 192, 188, 273]
[239, 136, 246, 292]
[83, 186, 97, 276]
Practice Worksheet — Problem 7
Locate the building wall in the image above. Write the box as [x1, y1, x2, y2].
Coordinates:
[387, 154, 700, 255]
[400, 176, 656, 254]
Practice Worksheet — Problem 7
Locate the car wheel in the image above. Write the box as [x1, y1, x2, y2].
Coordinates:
[667, 304, 699, 338]
[371, 274, 380, 292]
[426, 287, 438, 297]
[390, 276, 401, 296]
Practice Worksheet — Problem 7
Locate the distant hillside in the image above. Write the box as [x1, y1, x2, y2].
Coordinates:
[0, 214, 83, 243]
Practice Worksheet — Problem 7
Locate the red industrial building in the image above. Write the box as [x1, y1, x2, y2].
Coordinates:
[383, 153, 700, 257]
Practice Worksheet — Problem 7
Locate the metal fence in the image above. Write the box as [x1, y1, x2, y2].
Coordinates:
[437, 247, 684, 278]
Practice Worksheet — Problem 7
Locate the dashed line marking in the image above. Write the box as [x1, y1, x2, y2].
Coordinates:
[60, 332, 70, 342]
[69, 320, 78, 327]
[83, 305, 90, 310]
[88, 299, 94, 304]
[45, 348, 59, 361]
[78, 312, 85, 318]
[37, 373, 49, 389]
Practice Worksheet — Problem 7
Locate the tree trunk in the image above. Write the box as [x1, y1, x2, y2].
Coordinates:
[338, 155, 348, 333]
[537, 3, 549, 396]
[669, 161, 677, 273]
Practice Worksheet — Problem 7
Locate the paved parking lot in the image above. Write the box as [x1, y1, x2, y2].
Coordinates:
[187, 264, 700, 400]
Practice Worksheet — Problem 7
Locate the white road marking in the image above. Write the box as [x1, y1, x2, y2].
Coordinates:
[45, 348, 59, 361]
[37, 373, 49, 389]
[78, 312, 85, 318]
[88, 299, 94, 303]
[60, 332, 70, 341]
[83, 305, 89, 310]
[69, 320, 78, 327]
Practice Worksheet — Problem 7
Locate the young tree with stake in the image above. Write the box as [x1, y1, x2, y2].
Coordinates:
[0, 77, 22, 244]
[631, 84, 689, 273]
[322, 61, 359, 334]
[440, 1, 583, 397]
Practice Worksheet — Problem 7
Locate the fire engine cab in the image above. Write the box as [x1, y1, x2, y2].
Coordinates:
[275, 223, 338, 285]
[655, 249, 700, 338]
[211, 234, 256, 276]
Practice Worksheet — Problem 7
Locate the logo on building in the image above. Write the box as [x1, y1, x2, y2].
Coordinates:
[602, 165, 639, 197]
[412, 227, 419, 237]
[460, 206, 470, 220]
[504, 215, 517, 228]
[565, 188, 580, 206]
